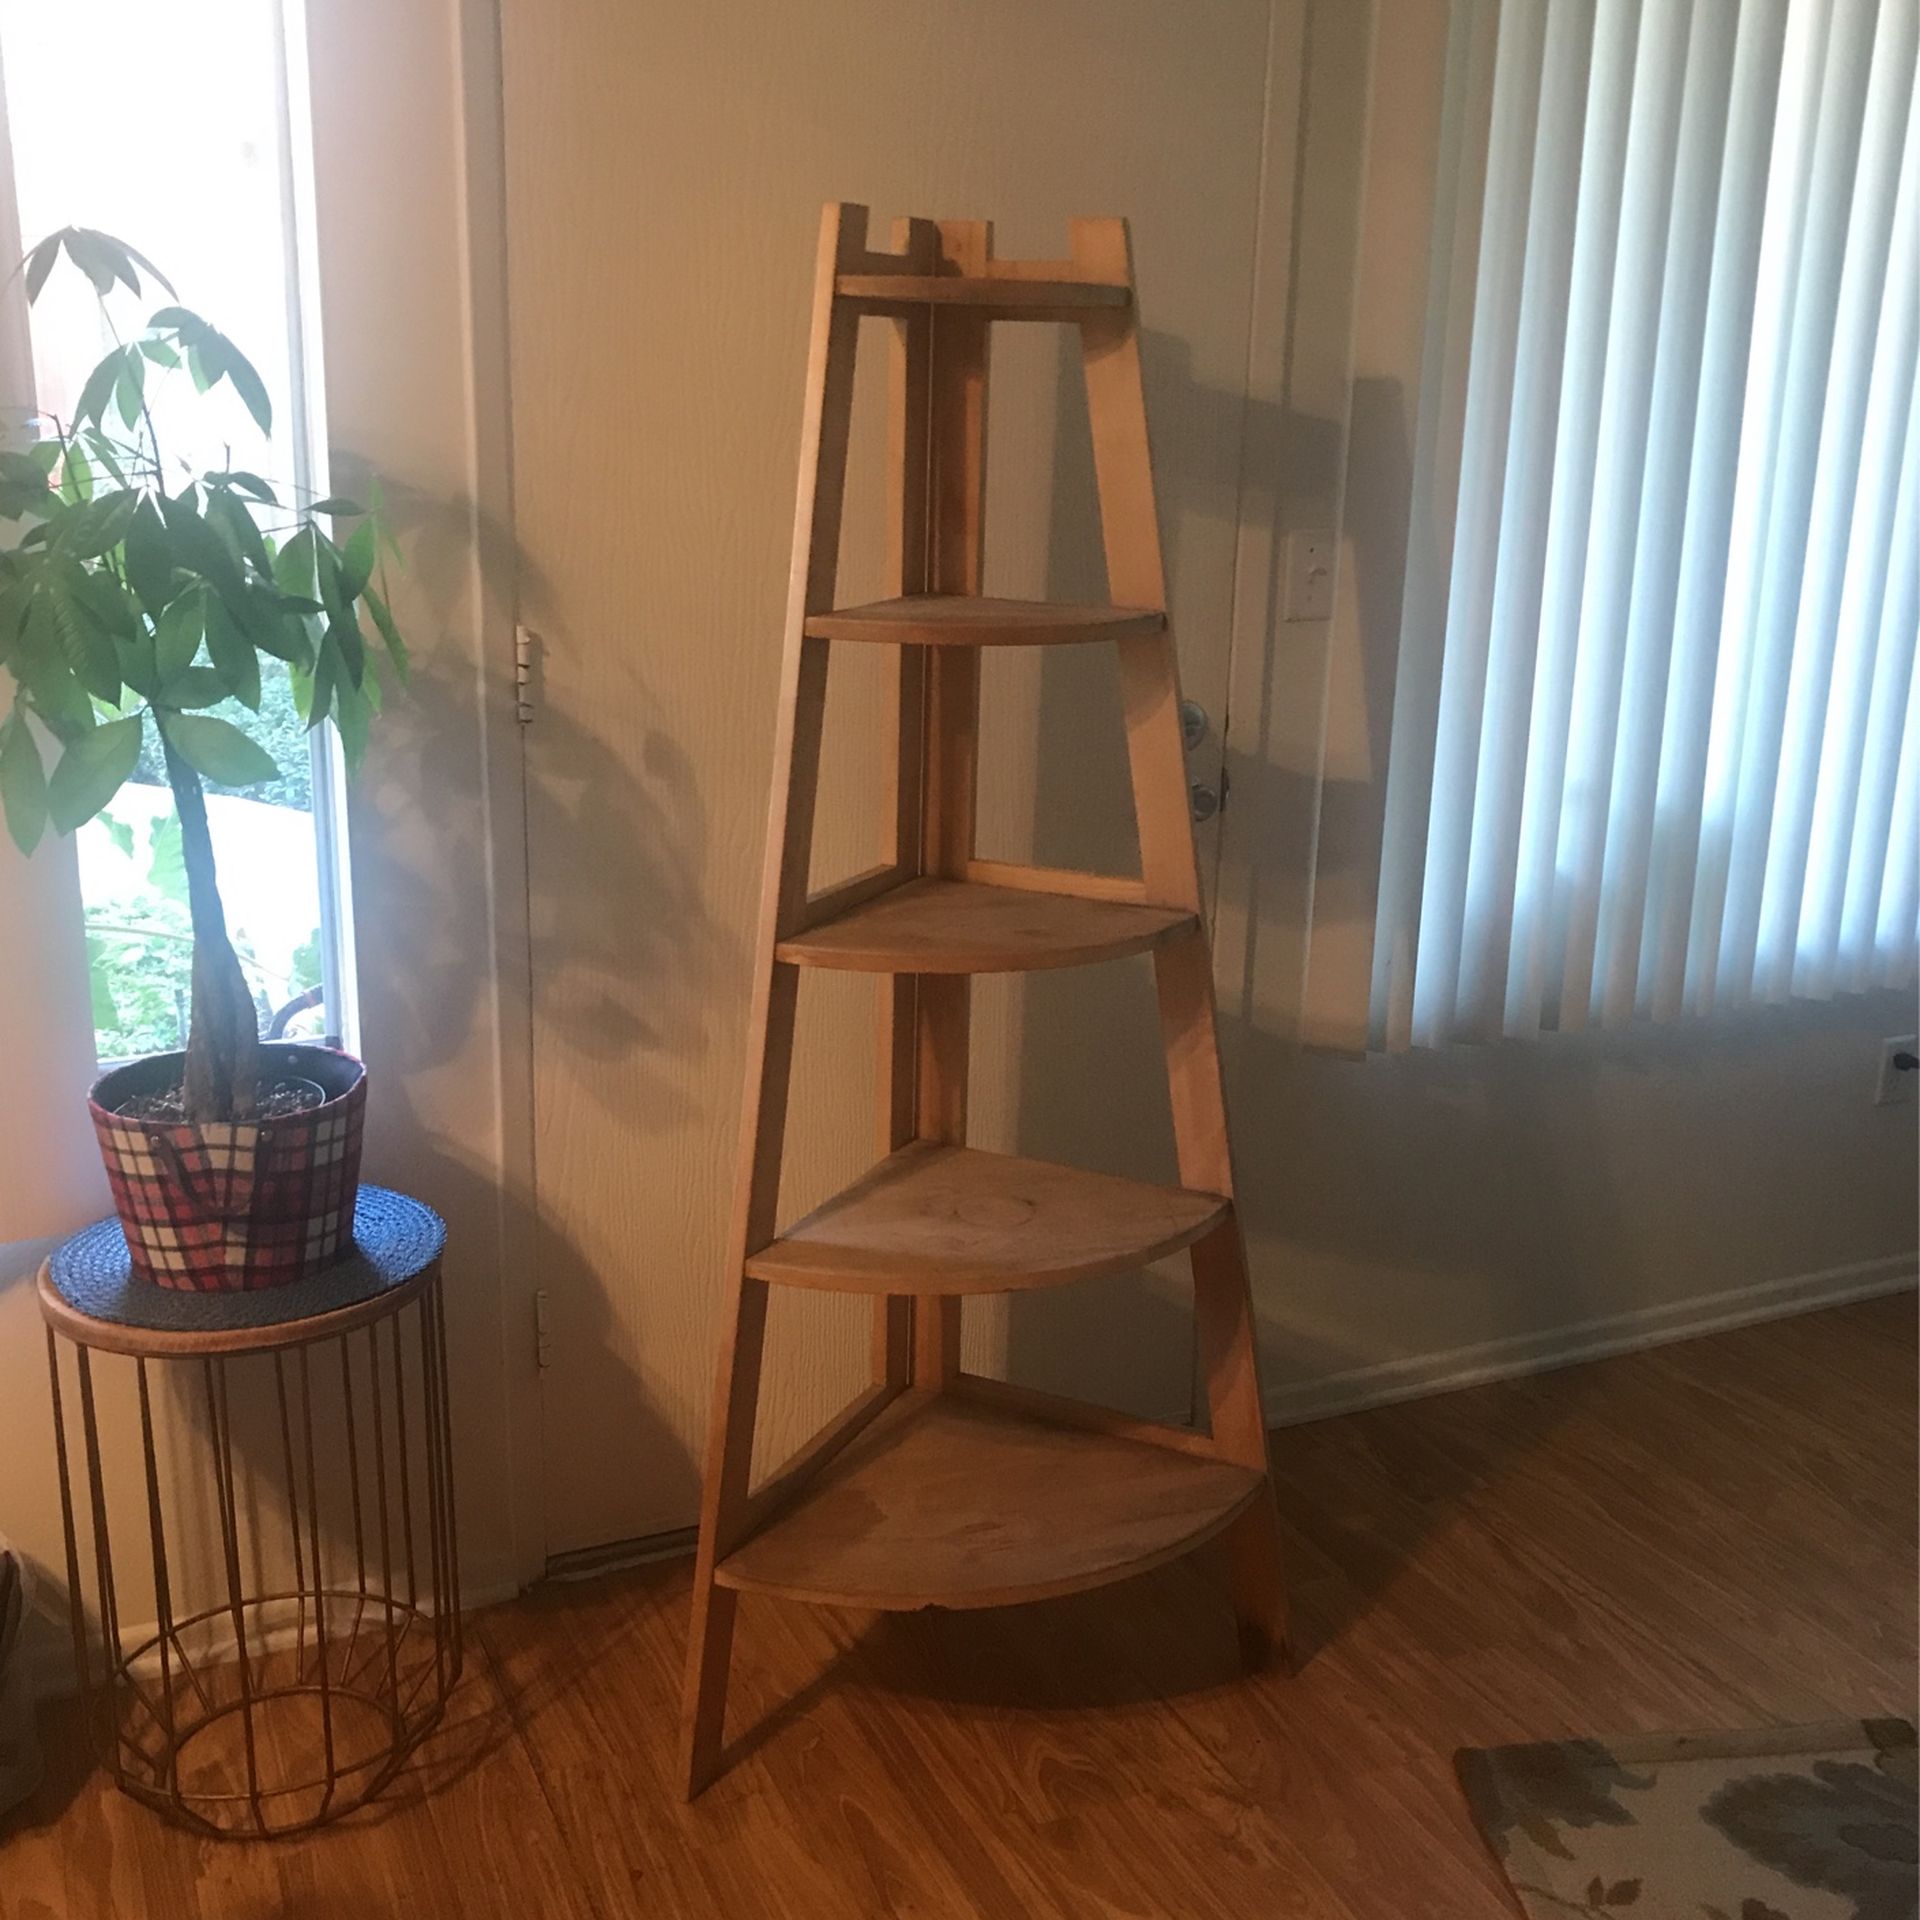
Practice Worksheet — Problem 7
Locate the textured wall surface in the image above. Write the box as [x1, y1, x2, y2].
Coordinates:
[500, 0, 1281, 1551]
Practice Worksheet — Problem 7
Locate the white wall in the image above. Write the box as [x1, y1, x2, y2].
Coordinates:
[1, 0, 1912, 1699]
[1213, 0, 1919, 1425]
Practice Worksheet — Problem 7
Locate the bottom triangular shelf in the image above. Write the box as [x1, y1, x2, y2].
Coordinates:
[715, 1389, 1262, 1611]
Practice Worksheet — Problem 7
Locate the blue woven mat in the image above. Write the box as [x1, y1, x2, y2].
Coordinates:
[46, 1186, 446, 1335]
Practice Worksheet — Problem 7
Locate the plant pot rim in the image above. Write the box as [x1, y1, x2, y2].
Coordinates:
[88, 1042, 367, 1126]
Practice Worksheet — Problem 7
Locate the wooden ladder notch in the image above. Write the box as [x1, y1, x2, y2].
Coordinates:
[680, 202, 1286, 1798]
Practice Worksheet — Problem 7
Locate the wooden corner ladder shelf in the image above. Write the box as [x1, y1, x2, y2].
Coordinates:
[681, 202, 1287, 1796]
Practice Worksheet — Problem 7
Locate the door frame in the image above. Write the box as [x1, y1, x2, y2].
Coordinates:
[304, 0, 544, 1597]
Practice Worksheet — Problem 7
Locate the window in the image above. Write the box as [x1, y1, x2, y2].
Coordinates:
[1367, 0, 1917, 1049]
[0, 0, 354, 1062]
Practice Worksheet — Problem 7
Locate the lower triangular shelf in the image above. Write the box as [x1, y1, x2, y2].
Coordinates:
[714, 1389, 1263, 1611]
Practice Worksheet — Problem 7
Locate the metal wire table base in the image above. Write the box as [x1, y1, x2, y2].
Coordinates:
[44, 1265, 462, 1839]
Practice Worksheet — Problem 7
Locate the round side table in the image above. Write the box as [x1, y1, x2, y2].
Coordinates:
[38, 1186, 462, 1838]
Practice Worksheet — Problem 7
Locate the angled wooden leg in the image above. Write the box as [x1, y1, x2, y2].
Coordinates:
[1074, 211, 1289, 1665]
[1190, 1214, 1288, 1667]
[682, 200, 867, 1798]
[1216, 1489, 1290, 1670]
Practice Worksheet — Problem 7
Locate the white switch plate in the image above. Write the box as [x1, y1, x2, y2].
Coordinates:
[1876, 1034, 1918, 1105]
[1283, 529, 1338, 622]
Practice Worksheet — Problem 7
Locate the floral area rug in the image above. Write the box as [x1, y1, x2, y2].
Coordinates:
[1458, 1718, 1917, 1919]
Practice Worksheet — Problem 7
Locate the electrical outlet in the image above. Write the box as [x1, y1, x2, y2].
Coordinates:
[1875, 1034, 1918, 1105]
[1283, 529, 1338, 622]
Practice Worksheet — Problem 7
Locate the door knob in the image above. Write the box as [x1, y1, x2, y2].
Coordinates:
[1180, 699, 1209, 752]
[1189, 781, 1220, 823]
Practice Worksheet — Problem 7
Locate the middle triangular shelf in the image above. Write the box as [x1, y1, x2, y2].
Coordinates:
[745, 1140, 1228, 1294]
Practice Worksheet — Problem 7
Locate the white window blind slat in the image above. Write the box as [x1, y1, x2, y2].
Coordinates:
[1707, 0, 1882, 1010]
[1454, 0, 1598, 1037]
[1836, 374, 1920, 991]
[1797, 56, 1920, 997]
[1757, 3, 1919, 999]
[1639, 0, 1794, 1020]
[1588, 0, 1745, 1029]
[1501, 0, 1648, 1039]
[1410, 0, 1554, 1047]
[1366, 0, 1919, 1049]
[1370, 0, 1505, 1050]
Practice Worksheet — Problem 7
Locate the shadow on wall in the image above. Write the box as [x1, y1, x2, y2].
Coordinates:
[974, 333, 1603, 1661]
[997, 342, 1436, 1430]
[342, 459, 717, 1549]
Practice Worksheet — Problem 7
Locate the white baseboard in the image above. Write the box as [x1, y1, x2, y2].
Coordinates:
[1263, 1254, 1919, 1430]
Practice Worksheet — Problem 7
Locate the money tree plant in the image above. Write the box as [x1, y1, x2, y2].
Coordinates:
[0, 228, 407, 1122]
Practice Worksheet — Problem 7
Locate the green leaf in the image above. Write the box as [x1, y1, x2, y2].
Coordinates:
[62, 437, 95, 503]
[333, 669, 370, 775]
[364, 581, 410, 685]
[22, 233, 61, 303]
[322, 608, 365, 684]
[341, 519, 377, 599]
[102, 812, 133, 858]
[369, 478, 404, 567]
[157, 664, 228, 709]
[310, 496, 366, 516]
[0, 710, 48, 853]
[220, 340, 272, 435]
[60, 228, 130, 299]
[203, 593, 261, 708]
[46, 713, 142, 831]
[138, 336, 181, 369]
[296, 632, 335, 729]
[154, 588, 205, 681]
[11, 610, 95, 733]
[114, 629, 158, 702]
[157, 490, 242, 599]
[82, 429, 128, 488]
[122, 497, 173, 618]
[62, 489, 138, 560]
[71, 565, 138, 640]
[313, 538, 363, 677]
[48, 229, 175, 301]
[114, 347, 146, 431]
[160, 711, 279, 787]
[41, 583, 119, 702]
[114, 239, 176, 297]
[272, 523, 317, 599]
[146, 304, 205, 337]
[204, 485, 270, 576]
[73, 351, 123, 431]
[236, 585, 310, 667]
[220, 470, 278, 506]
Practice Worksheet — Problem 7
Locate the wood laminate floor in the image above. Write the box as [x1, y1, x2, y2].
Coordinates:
[4, 1293, 1914, 1918]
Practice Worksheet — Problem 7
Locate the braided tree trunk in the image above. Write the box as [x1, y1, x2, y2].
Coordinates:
[161, 733, 258, 1123]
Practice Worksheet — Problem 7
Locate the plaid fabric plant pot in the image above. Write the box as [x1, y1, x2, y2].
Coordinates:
[88, 1044, 367, 1292]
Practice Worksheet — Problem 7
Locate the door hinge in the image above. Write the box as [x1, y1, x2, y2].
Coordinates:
[514, 625, 536, 724]
[534, 1287, 552, 1369]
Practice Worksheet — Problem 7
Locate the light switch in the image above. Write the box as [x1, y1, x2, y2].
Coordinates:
[1283, 529, 1338, 623]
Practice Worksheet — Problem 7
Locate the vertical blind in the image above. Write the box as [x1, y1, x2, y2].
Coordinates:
[1369, 0, 1920, 1049]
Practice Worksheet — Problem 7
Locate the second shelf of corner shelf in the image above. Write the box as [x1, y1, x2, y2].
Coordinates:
[777, 876, 1194, 974]
[745, 1140, 1228, 1295]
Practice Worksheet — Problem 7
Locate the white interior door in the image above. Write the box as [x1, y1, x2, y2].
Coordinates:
[502, 0, 1285, 1556]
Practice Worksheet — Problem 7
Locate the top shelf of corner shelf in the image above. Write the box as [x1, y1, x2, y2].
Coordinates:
[835, 274, 1130, 316]
[804, 596, 1164, 648]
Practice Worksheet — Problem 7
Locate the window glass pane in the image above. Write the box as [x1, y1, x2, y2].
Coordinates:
[0, 0, 348, 1062]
